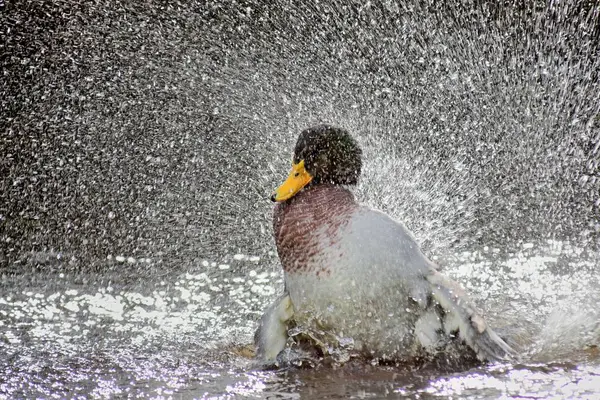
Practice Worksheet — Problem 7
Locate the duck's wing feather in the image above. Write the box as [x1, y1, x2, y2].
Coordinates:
[359, 207, 515, 362]
[254, 293, 294, 363]
[425, 270, 516, 362]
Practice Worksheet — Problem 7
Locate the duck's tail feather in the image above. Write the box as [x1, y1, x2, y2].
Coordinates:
[426, 271, 516, 362]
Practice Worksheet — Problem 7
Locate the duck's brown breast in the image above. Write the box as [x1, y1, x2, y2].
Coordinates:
[273, 185, 358, 275]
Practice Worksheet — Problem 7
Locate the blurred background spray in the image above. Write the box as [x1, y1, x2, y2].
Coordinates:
[2, 1, 598, 274]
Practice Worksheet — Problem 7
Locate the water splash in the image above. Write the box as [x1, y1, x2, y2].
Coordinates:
[1, 0, 599, 398]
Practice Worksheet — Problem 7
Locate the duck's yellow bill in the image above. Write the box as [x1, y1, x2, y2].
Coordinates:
[271, 160, 313, 202]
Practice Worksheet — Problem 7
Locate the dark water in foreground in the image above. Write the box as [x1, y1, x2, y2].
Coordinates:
[2, 0, 599, 398]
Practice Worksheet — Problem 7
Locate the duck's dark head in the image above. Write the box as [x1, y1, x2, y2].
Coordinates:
[271, 124, 362, 202]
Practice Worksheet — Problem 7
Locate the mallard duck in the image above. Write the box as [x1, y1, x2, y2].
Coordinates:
[255, 124, 515, 365]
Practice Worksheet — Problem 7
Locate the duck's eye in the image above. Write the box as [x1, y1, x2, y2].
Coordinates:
[294, 172, 300, 177]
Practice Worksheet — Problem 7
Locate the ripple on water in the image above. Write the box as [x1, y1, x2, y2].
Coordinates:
[1, 244, 599, 398]
[0, 254, 282, 398]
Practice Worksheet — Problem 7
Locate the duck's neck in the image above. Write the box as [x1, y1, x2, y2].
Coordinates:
[273, 184, 358, 273]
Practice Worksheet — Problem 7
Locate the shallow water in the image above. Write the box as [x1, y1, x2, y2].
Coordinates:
[1, 243, 599, 398]
[2, 0, 600, 398]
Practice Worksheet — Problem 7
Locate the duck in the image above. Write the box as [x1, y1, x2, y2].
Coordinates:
[255, 124, 515, 366]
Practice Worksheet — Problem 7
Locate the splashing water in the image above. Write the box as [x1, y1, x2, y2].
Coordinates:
[1, 0, 599, 398]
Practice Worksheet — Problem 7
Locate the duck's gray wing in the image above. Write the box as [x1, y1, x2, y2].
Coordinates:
[361, 208, 515, 362]
[424, 270, 516, 362]
[254, 293, 294, 362]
